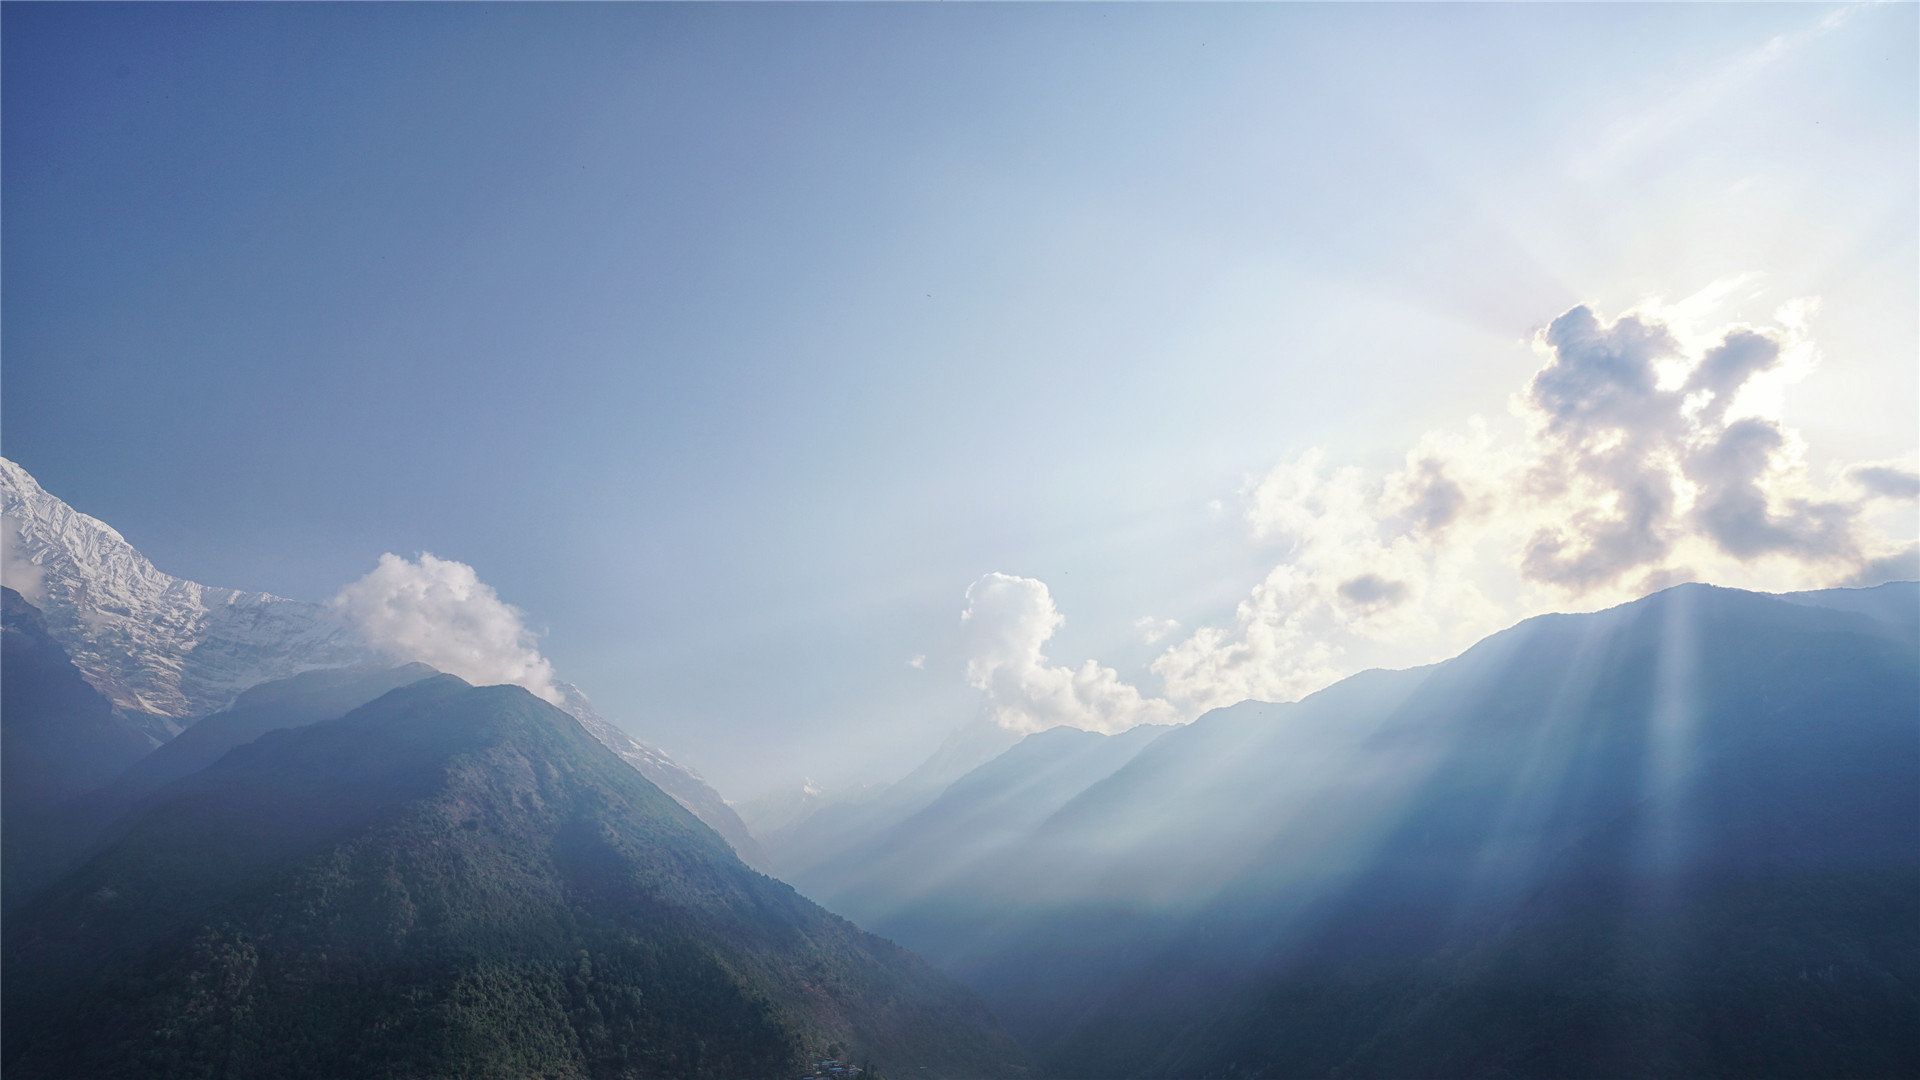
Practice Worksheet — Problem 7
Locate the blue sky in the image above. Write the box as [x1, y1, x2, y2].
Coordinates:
[6, 3, 1914, 798]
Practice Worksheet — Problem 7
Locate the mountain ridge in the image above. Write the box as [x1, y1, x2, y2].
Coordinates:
[783, 581, 1917, 1077]
[3, 674, 1027, 1079]
[0, 457, 763, 866]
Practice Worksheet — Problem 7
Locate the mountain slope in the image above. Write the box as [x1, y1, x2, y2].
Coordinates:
[2, 587, 162, 910]
[1, 586, 158, 815]
[0, 663, 447, 914]
[848, 583, 1920, 1078]
[793, 723, 1173, 932]
[753, 718, 1024, 884]
[558, 683, 770, 871]
[102, 662, 442, 811]
[2, 675, 1025, 1080]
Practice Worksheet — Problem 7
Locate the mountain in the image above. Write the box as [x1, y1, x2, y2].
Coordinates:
[1, 457, 763, 865]
[558, 683, 770, 871]
[1, 586, 158, 817]
[836, 583, 1920, 1078]
[102, 662, 443, 811]
[790, 722, 1173, 925]
[2, 674, 1026, 1080]
[2, 663, 445, 913]
[752, 718, 1023, 883]
[0, 457, 376, 737]
[739, 778, 889, 840]
[2, 586, 162, 908]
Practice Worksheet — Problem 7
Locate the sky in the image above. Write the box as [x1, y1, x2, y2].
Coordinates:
[5, 3, 1915, 800]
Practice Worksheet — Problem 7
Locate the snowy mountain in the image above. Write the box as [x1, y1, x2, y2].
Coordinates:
[0, 458, 760, 863]
[0, 458, 375, 740]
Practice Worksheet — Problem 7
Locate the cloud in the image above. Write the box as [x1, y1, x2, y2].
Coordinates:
[907, 654, 927, 669]
[332, 552, 561, 704]
[1135, 616, 1181, 645]
[1, 517, 46, 605]
[1851, 464, 1920, 501]
[963, 572, 1179, 736]
[1155, 291, 1917, 712]
[1336, 574, 1407, 608]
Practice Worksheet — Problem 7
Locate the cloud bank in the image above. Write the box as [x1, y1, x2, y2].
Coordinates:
[962, 572, 1179, 735]
[1154, 295, 1918, 711]
[332, 552, 562, 704]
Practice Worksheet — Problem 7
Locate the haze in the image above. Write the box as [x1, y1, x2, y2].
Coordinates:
[4, 3, 1914, 799]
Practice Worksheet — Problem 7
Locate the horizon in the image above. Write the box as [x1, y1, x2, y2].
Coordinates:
[5, 2, 1915, 801]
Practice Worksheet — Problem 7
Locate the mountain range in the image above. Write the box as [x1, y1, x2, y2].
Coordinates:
[5, 451, 1916, 1078]
[0, 457, 763, 867]
[770, 581, 1919, 1078]
[0, 459, 1024, 1077]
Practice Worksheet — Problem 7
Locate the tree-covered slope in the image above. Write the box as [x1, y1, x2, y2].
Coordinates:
[2, 675, 1024, 1080]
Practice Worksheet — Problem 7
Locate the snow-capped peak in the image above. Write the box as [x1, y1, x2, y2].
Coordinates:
[0, 458, 766, 864]
[0, 457, 377, 737]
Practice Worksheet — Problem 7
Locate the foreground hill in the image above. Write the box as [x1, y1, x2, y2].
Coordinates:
[3, 675, 1024, 1080]
[826, 583, 1919, 1078]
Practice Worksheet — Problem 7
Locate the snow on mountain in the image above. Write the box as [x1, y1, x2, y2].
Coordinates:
[0, 458, 762, 863]
[0, 458, 375, 740]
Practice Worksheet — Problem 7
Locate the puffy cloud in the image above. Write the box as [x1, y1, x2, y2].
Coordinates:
[963, 572, 1179, 735]
[1156, 293, 1916, 712]
[1529, 306, 1678, 438]
[907, 653, 927, 669]
[332, 552, 560, 704]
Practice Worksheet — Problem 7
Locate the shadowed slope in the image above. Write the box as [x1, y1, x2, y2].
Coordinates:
[3, 675, 1024, 1080]
[2, 587, 164, 911]
[2, 662, 441, 914]
[838, 583, 1918, 1079]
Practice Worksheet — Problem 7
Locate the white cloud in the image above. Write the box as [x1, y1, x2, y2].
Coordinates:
[1135, 616, 1181, 645]
[962, 572, 1179, 736]
[1156, 291, 1918, 712]
[907, 653, 927, 670]
[331, 552, 561, 704]
[1, 517, 46, 605]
